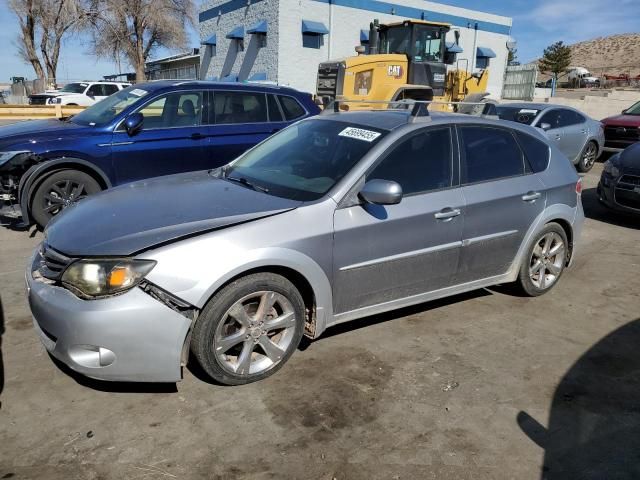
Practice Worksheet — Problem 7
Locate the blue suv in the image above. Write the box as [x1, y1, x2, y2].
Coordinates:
[0, 81, 320, 228]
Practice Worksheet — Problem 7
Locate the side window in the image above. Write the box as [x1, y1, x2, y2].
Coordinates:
[561, 110, 585, 127]
[278, 95, 306, 121]
[267, 94, 284, 122]
[102, 84, 119, 96]
[87, 84, 104, 97]
[460, 126, 525, 183]
[368, 127, 452, 195]
[515, 131, 550, 173]
[214, 91, 268, 124]
[539, 110, 562, 129]
[137, 91, 203, 128]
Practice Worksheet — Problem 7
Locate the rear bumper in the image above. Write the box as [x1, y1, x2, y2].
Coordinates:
[26, 250, 192, 382]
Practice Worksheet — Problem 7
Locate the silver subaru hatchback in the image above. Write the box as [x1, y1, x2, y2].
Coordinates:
[27, 108, 584, 385]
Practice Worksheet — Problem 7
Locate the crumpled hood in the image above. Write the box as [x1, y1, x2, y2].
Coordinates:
[0, 119, 89, 150]
[45, 170, 302, 257]
[601, 114, 640, 127]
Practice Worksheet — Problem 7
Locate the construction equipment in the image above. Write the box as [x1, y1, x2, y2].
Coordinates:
[316, 19, 492, 112]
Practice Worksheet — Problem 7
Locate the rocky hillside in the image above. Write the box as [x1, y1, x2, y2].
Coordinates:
[569, 33, 640, 77]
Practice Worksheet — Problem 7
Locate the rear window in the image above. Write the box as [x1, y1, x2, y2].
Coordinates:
[496, 106, 541, 125]
[459, 126, 525, 183]
[515, 131, 550, 173]
[214, 91, 268, 124]
[278, 95, 306, 120]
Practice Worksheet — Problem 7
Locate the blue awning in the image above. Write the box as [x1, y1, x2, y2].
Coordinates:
[249, 72, 267, 81]
[203, 34, 217, 46]
[476, 47, 496, 58]
[226, 26, 244, 40]
[446, 42, 463, 54]
[220, 74, 238, 82]
[247, 20, 267, 34]
[301, 20, 329, 35]
[360, 29, 369, 42]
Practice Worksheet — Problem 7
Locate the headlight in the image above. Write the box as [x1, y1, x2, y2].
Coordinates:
[61, 259, 156, 298]
[603, 159, 620, 178]
[0, 150, 29, 168]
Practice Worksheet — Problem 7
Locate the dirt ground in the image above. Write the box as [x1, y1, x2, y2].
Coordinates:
[0, 163, 639, 479]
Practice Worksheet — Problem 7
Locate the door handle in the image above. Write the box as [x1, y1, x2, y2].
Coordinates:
[190, 132, 205, 140]
[554, 135, 561, 141]
[434, 207, 461, 221]
[522, 191, 541, 202]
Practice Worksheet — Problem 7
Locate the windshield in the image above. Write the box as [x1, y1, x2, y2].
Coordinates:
[223, 119, 388, 201]
[59, 83, 88, 94]
[496, 106, 542, 125]
[625, 101, 640, 115]
[413, 26, 444, 62]
[70, 86, 150, 126]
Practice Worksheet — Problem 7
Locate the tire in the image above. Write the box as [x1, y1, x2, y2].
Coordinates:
[516, 222, 569, 297]
[30, 169, 102, 229]
[191, 273, 306, 385]
[576, 141, 598, 173]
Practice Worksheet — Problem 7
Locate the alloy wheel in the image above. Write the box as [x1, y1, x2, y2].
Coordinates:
[42, 179, 89, 215]
[529, 232, 566, 290]
[582, 143, 597, 170]
[213, 291, 298, 376]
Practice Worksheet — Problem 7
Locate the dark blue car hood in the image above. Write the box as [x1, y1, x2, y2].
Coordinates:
[45, 170, 301, 257]
[618, 143, 640, 170]
[0, 119, 90, 149]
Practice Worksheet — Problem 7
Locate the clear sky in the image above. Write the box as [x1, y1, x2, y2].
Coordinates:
[1, 0, 639, 81]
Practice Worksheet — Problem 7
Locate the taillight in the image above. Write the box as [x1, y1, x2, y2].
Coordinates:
[576, 177, 583, 195]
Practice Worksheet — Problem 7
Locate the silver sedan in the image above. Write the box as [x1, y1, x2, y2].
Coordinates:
[497, 103, 605, 172]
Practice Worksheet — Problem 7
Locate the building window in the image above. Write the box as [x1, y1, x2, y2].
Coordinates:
[476, 56, 489, 69]
[303, 33, 323, 49]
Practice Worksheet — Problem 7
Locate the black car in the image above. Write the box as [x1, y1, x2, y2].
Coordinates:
[598, 142, 640, 214]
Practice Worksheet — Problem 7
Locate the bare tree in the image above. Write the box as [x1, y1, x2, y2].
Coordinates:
[9, 0, 87, 85]
[89, 0, 196, 81]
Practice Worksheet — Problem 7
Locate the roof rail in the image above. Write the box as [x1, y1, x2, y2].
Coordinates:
[321, 99, 498, 120]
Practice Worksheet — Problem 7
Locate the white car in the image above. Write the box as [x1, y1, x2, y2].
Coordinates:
[45, 81, 130, 106]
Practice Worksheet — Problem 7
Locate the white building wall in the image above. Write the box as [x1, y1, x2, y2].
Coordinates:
[200, 0, 512, 97]
[199, 0, 280, 82]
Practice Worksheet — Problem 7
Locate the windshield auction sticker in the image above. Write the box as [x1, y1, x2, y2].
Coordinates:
[338, 127, 381, 142]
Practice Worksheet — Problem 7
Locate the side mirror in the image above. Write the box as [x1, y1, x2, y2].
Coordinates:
[124, 112, 144, 136]
[539, 122, 552, 131]
[359, 179, 402, 205]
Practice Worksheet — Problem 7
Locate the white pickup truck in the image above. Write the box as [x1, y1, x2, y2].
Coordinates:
[29, 81, 130, 106]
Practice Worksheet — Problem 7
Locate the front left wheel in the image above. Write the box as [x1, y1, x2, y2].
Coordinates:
[30, 169, 102, 229]
[191, 273, 306, 385]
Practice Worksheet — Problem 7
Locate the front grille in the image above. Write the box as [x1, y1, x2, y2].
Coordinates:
[615, 174, 640, 210]
[29, 96, 49, 105]
[604, 125, 640, 142]
[36, 243, 73, 281]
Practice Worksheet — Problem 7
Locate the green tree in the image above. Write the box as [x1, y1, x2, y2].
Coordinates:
[508, 48, 519, 66]
[538, 41, 572, 83]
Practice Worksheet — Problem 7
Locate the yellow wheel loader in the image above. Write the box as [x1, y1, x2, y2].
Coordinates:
[316, 19, 493, 112]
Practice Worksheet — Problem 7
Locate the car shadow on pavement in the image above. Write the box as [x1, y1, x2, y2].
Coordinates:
[187, 289, 492, 386]
[517, 317, 640, 479]
[582, 187, 639, 229]
[48, 354, 178, 394]
[0, 295, 5, 410]
[313, 289, 492, 343]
